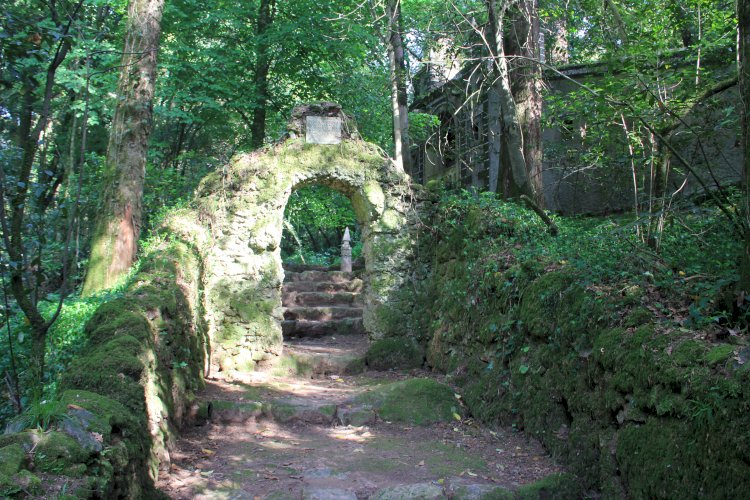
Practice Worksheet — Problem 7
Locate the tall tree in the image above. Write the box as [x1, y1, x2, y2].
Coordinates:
[739, 0, 750, 294]
[83, 0, 166, 295]
[385, 0, 412, 174]
[486, 0, 537, 200]
[250, 0, 277, 149]
[507, 0, 544, 205]
[368, 0, 412, 173]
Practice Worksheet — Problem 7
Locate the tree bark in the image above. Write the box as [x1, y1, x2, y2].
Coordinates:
[486, 0, 536, 200]
[738, 0, 750, 294]
[250, 0, 276, 149]
[508, 0, 544, 206]
[647, 138, 670, 250]
[83, 0, 165, 295]
[385, 0, 411, 174]
[487, 87, 502, 193]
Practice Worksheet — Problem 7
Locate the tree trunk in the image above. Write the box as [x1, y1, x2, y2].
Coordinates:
[487, 87, 502, 193]
[385, 0, 411, 174]
[250, 0, 276, 150]
[647, 139, 670, 250]
[486, 0, 536, 200]
[83, 0, 165, 295]
[738, 0, 750, 294]
[508, 0, 544, 206]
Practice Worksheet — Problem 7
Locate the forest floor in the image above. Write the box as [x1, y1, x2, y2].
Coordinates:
[156, 367, 564, 499]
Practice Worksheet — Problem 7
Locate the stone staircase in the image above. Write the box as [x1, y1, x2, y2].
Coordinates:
[279, 264, 368, 376]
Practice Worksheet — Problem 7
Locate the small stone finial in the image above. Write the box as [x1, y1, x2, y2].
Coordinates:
[341, 227, 352, 273]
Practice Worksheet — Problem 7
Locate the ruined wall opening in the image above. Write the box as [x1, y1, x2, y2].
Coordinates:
[281, 184, 362, 268]
[192, 103, 417, 374]
[277, 180, 371, 376]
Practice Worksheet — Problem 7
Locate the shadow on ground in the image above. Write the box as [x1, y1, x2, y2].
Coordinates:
[157, 369, 564, 499]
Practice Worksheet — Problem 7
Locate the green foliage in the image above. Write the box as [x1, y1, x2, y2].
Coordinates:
[408, 112, 440, 144]
[282, 185, 360, 265]
[157, 0, 393, 151]
[9, 398, 70, 432]
[0, 289, 124, 428]
[142, 164, 208, 236]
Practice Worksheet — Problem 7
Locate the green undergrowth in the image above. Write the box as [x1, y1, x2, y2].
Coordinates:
[0, 237, 208, 497]
[404, 189, 749, 497]
[0, 285, 134, 429]
[281, 184, 363, 267]
[0, 227, 183, 430]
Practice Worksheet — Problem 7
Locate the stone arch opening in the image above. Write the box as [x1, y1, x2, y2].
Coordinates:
[280, 184, 361, 267]
[193, 104, 415, 373]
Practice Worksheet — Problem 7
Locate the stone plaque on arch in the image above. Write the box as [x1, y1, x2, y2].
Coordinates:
[305, 116, 342, 145]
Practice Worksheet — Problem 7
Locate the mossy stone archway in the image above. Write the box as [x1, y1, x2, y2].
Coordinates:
[192, 106, 414, 372]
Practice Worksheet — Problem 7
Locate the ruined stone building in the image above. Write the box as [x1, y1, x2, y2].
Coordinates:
[410, 49, 741, 214]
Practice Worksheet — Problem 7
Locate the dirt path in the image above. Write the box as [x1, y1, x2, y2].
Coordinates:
[157, 370, 564, 499]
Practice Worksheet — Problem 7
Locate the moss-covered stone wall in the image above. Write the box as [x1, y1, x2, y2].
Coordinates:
[0, 237, 208, 498]
[396, 195, 750, 498]
[0, 105, 418, 496]
[191, 132, 416, 372]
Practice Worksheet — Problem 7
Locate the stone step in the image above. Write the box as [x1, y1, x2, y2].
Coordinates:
[283, 306, 363, 321]
[281, 318, 365, 338]
[282, 291, 361, 307]
[283, 260, 364, 273]
[284, 270, 357, 284]
[209, 399, 337, 426]
[280, 336, 369, 377]
[282, 262, 333, 273]
[283, 279, 363, 294]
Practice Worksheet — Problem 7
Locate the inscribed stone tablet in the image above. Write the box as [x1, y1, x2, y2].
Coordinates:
[306, 116, 342, 144]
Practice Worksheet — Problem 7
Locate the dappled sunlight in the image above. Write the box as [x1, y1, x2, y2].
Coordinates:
[218, 370, 368, 404]
[326, 426, 375, 443]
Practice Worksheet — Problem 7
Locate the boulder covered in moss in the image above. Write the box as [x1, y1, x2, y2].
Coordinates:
[355, 378, 462, 425]
[0, 443, 25, 476]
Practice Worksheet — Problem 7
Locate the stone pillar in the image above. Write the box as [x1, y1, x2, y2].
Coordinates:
[341, 227, 352, 273]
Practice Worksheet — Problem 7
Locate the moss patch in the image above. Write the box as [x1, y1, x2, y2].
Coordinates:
[705, 344, 735, 366]
[516, 473, 581, 499]
[366, 337, 424, 371]
[29, 430, 89, 475]
[0, 443, 25, 477]
[355, 378, 462, 425]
